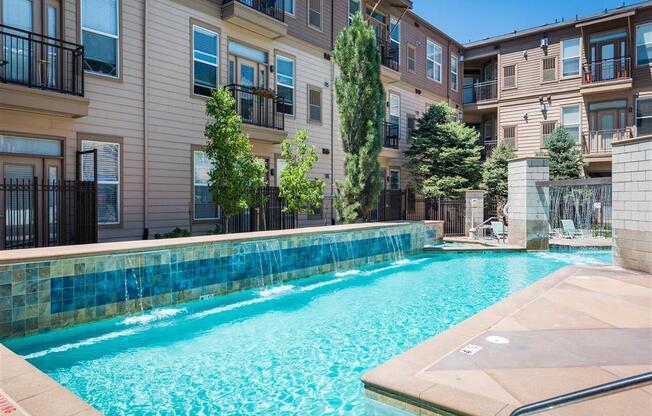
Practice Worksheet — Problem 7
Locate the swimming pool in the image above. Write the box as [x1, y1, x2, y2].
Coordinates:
[5, 249, 611, 416]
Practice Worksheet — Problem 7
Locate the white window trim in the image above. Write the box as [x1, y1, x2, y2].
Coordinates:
[276, 55, 295, 116]
[561, 104, 581, 140]
[450, 54, 458, 92]
[348, 0, 360, 25]
[407, 44, 416, 73]
[307, 85, 322, 123]
[635, 96, 652, 136]
[80, 0, 120, 78]
[426, 39, 442, 83]
[636, 22, 652, 67]
[82, 140, 121, 226]
[193, 150, 220, 221]
[192, 25, 220, 96]
[389, 92, 401, 133]
[308, 0, 322, 30]
[284, 0, 295, 17]
[388, 168, 401, 190]
[561, 37, 581, 79]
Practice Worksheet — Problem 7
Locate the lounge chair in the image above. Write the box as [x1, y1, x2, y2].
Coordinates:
[561, 219, 583, 239]
[549, 224, 558, 239]
[491, 221, 507, 242]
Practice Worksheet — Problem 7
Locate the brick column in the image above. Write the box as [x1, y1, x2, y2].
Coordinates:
[507, 157, 549, 249]
[612, 137, 652, 273]
[465, 190, 484, 237]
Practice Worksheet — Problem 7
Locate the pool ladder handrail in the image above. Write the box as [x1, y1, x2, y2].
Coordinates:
[510, 372, 652, 416]
[469, 216, 499, 240]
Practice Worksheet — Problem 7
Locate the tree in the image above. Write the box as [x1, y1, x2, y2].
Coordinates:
[538, 127, 584, 180]
[481, 141, 516, 219]
[279, 130, 325, 216]
[333, 13, 384, 223]
[404, 103, 482, 200]
[204, 88, 266, 232]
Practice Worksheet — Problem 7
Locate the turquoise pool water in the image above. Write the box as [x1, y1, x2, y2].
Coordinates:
[6, 249, 611, 416]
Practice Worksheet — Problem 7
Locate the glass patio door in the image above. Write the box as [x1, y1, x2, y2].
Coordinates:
[45, 1, 60, 88]
[2, 0, 34, 83]
[238, 59, 257, 124]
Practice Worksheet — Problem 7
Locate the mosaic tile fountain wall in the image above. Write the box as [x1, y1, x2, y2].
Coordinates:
[0, 222, 439, 339]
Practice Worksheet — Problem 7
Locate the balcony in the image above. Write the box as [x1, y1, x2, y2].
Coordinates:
[581, 128, 633, 155]
[226, 84, 287, 143]
[221, 0, 287, 39]
[382, 121, 399, 149]
[463, 80, 498, 114]
[0, 24, 88, 117]
[378, 39, 400, 82]
[581, 57, 632, 95]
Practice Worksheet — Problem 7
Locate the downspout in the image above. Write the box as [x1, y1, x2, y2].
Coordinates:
[447, 39, 451, 106]
[330, 1, 335, 225]
[142, 0, 150, 239]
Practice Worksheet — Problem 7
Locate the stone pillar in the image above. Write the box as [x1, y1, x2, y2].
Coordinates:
[465, 190, 484, 237]
[507, 157, 549, 249]
[612, 137, 652, 273]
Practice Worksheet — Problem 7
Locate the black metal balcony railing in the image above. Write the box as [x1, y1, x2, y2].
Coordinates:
[463, 79, 498, 104]
[224, 0, 285, 22]
[0, 24, 84, 96]
[582, 57, 631, 84]
[226, 84, 285, 130]
[383, 121, 399, 149]
[378, 39, 399, 72]
[581, 128, 633, 154]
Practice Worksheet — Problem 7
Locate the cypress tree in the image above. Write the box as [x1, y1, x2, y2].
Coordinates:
[539, 127, 584, 179]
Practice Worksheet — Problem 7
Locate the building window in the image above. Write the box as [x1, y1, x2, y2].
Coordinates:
[542, 121, 557, 144]
[502, 126, 516, 149]
[390, 17, 400, 57]
[561, 105, 580, 141]
[407, 115, 416, 141]
[450, 55, 458, 91]
[81, 140, 120, 225]
[636, 22, 652, 66]
[561, 38, 580, 77]
[407, 44, 416, 72]
[389, 93, 400, 131]
[308, 0, 321, 30]
[81, 0, 119, 77]
[276, 55, 295, 115]
[503, 65, 516, 89]
[284, 0, 294, 15]
[426, 40, 442, 82]
[636, 97, 652, 136]
[192, 26, 219, 97]
[348, 0, 360, 25]
[542, 57, 557, 82]
[308, 86, 322, 123]
[388, 169, 400, 190]
[193, 150, 220, 220]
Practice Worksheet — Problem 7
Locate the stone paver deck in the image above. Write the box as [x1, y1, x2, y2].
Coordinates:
[362, 265, 652, 416]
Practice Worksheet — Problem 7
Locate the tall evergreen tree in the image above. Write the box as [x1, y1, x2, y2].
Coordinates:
[204, 88, 266, 232]
[333, 13, 384, 223]
[538, 127, 584, 179]
[404, 103, 482, 199]
[481, 141, 516, 219]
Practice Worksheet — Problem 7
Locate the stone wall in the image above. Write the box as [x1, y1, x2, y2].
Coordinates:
[507, 157, 550, 249]
[0, 221, 440, 339]
[612, 137, 652, 273]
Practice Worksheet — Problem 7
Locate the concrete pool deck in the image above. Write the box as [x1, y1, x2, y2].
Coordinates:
[363, 265, 652, 416]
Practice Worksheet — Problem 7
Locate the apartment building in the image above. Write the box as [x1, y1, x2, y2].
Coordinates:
[462, 1, 652, 177]
[0, 0, 462, 243]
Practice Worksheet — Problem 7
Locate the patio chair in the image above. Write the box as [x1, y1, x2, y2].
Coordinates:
[490, 221, 507, 242]
[561, 219, 583, 239]
[549, 224, 558, 239]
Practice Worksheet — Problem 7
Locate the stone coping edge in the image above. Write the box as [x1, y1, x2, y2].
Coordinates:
[360, 265, 614, 416]
[0, 221, 443, 265]
[611, 135, 652, 146]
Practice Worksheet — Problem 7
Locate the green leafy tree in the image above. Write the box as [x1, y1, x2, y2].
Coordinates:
[481, 141, 516, 219]
[538, 127, 584, 179]
[279, 130, 325, 216]
[333, 13, 384, 223]
[204, 88, 266, 232]
[404, 103, 482, 199]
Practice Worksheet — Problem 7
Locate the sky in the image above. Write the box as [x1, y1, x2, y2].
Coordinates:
[412, 0, 642, 44]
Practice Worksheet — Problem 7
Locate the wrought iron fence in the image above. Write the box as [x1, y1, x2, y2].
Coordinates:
[463, 79, 498, 104]
[1, 178, 97, 250]
[219, 186, 296, 233]
[378, 39, 399, 72]
[226, 84, 285, 130]
[581, 128, 633, 154]
[369, 190, 466, 236]
[224, 0, 285, 22]
[582, 57, 631, 84]
[0, 23, 84, 96]
[383, 121, 399, 149]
